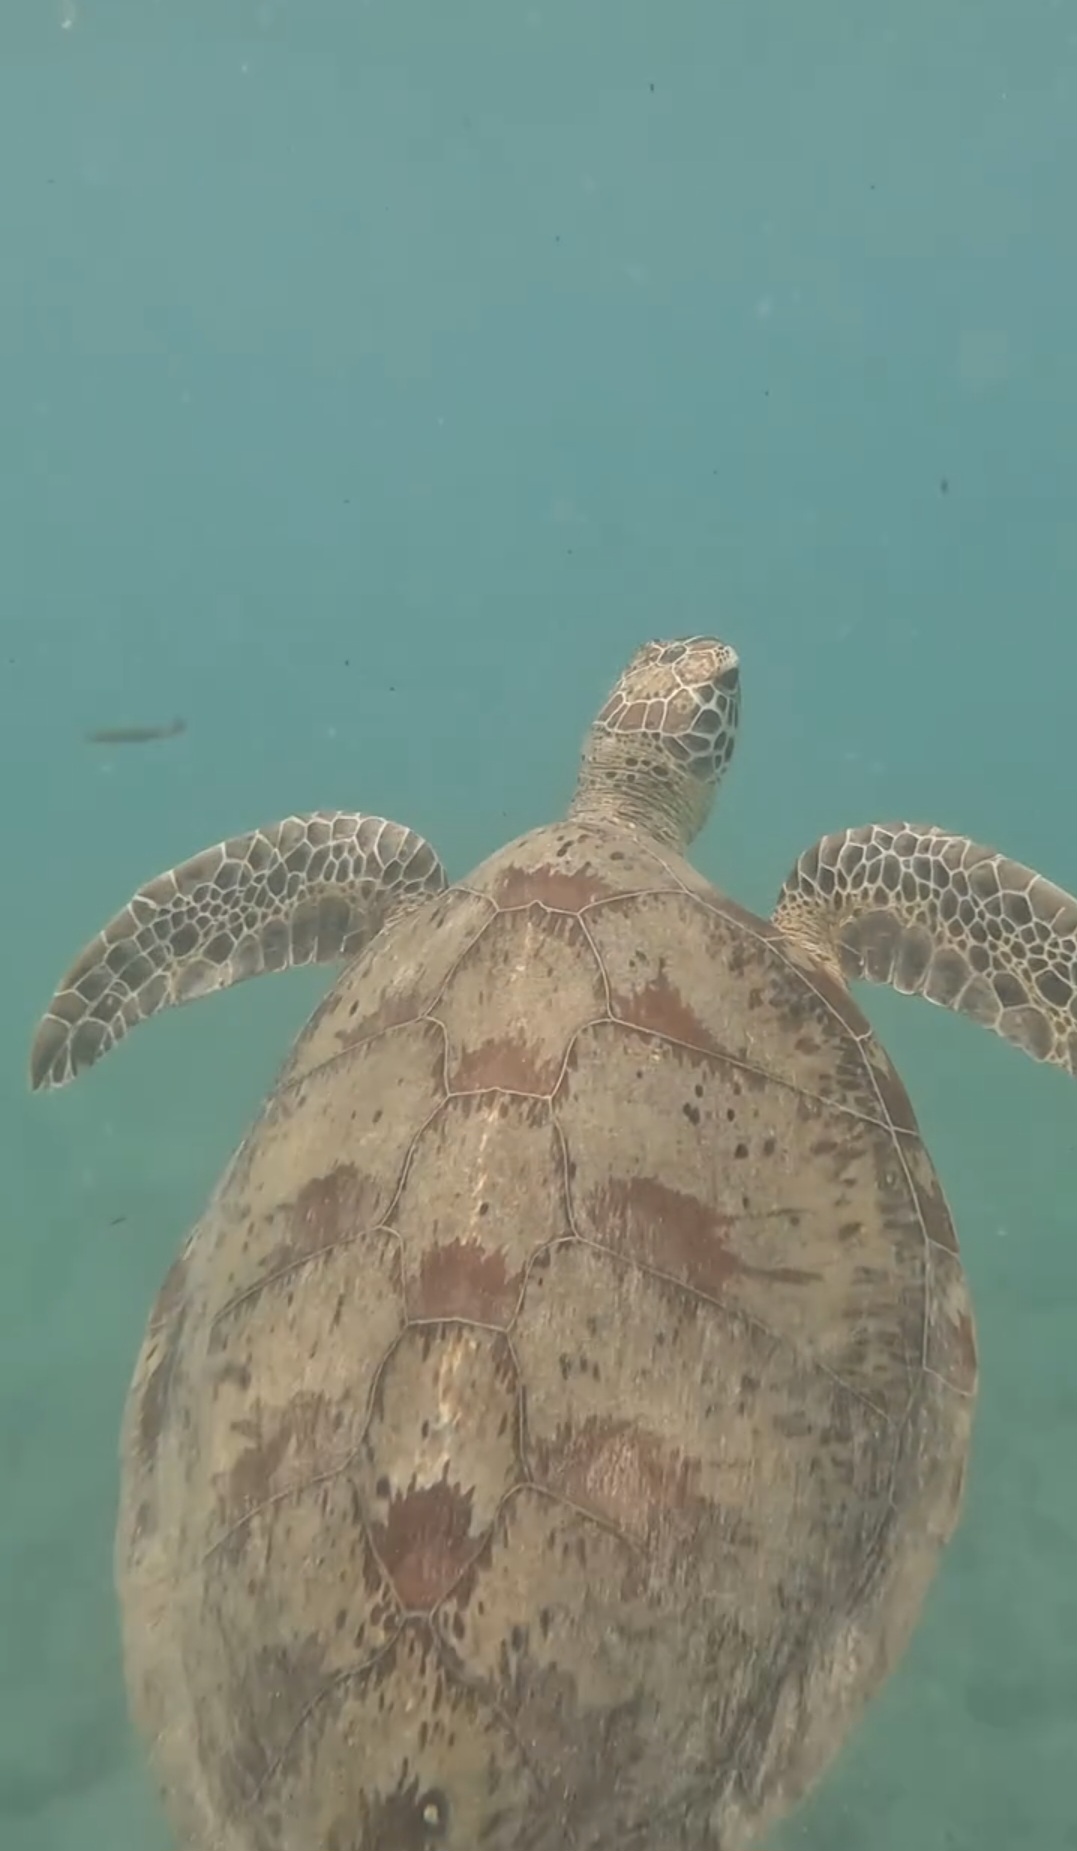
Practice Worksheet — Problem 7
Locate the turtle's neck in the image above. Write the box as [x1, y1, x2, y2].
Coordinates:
[566, 740, 714, 856]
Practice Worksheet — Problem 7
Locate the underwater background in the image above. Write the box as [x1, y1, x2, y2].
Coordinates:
[1, 2, 1074, 1847]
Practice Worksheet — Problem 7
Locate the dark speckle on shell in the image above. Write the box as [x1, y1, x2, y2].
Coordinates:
[117, 819, 975, 1851]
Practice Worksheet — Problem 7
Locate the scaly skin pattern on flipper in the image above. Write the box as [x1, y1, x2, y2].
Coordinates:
[773, 823, 1077, 1076]
[29, 812, 446, 1090]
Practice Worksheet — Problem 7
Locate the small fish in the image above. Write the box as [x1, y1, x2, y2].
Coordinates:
[85, 718, 186, 746]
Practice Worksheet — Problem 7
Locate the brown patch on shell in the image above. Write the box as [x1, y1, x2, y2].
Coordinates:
[373, 1479, 482, 1610]
[332, 979, 427, 1048]
[441, 907, 606, 1095]
[490, 861, 622, 912]
[450, 1034, 559, 1095]
[359, 1325, 522, 1612]
[586, 889, 911, 1123]
[392, 1093, 567, 1327]
[221, 1389, 336, 1531]
[532, 1415, 700, 1542]
[201, 1229, 406, 1540]
[208, 1020, 445, 1306]
[612, 963, 727, 1053]
[559, 1026, 924, 1416]
[413, 1240, 516, 1323]
[285, 1162, 369, 1261]
[589, 1174, 820, 1300]
[470, 821, 676, 919]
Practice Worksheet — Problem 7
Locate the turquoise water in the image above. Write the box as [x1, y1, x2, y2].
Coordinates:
[2, 4, 1075, 1847]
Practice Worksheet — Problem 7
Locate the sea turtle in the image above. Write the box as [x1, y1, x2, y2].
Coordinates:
[30, 637, 1077, 1851]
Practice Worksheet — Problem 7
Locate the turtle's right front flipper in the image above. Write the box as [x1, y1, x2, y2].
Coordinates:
[29, 811, 447, 1092]
[772, 822, 1077, 1077]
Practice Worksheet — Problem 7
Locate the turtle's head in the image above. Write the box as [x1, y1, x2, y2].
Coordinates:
[568, 636, 740, 852]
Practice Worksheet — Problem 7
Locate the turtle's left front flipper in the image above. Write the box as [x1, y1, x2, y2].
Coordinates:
[29, 811, 447, 1092]
[772, 822, 1077, 1077]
